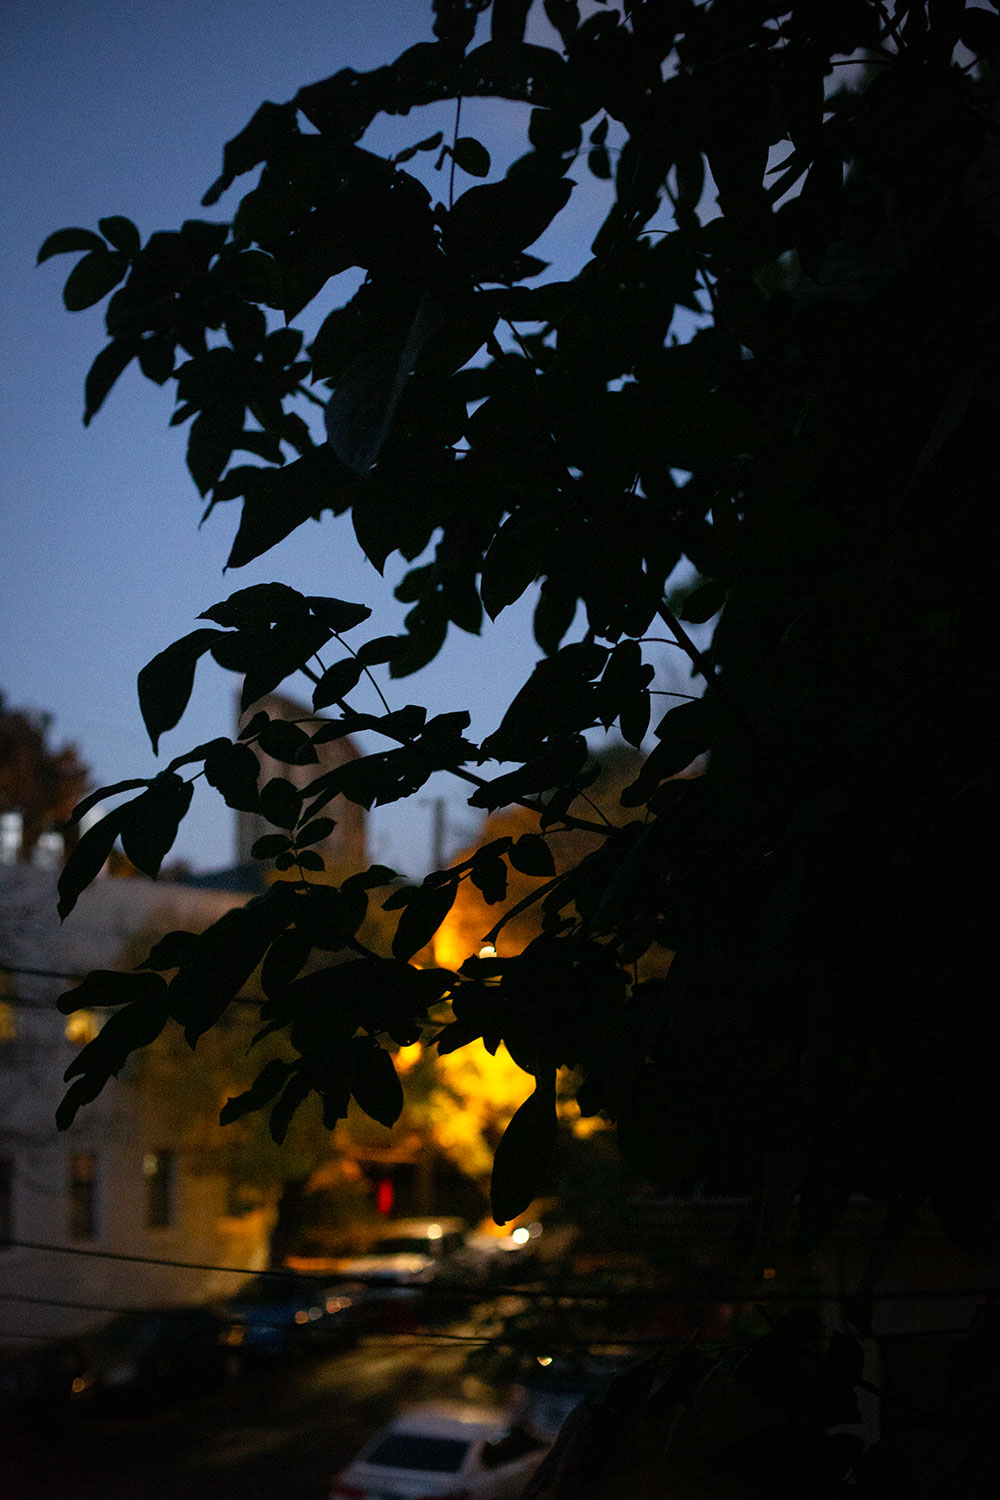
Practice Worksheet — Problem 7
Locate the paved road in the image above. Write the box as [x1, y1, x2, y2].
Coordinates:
[4, 1334, 498, 1500]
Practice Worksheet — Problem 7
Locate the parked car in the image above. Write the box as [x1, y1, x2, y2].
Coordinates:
[0, 1338, 83, 1423]
[463, 1224, 543, 1284]
[330, 1403, 550, 1500]
[222, 1270, 361, 1356]
[336, 1220, 472, 1330]
[69, 1306, 236, 1410]
[512, 1354, 629, 1441]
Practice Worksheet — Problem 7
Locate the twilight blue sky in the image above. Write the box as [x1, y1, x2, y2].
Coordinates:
[3, 0, 694, 877]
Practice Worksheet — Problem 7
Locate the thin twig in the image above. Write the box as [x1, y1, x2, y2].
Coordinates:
[449, 95, 462, 210]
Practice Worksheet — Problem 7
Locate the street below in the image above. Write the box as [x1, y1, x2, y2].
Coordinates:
[4, 1332, 499, 1500]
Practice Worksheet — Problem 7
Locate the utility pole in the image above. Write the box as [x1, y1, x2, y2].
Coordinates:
[421, 796, 447, 872]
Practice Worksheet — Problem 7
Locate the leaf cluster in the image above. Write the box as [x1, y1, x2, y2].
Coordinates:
[46, 3, 1000, 1273]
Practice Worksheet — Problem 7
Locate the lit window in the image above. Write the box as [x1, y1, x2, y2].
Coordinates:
[144, 1149, 175, 1229]
[32, 830, 64, 869]
[0, 812, 22, 864]
[0, 1001, 16, 1045]
[64, 1010, 100, 1046]
[68, 1152, 98, 1241]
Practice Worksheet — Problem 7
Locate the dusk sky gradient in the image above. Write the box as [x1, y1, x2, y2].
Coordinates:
[3, 0, 694, 878]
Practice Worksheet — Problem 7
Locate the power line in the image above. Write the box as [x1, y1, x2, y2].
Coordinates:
[1, 964, 84, 985]
[0, 962, 260, 1010]
[6, 1239, 286, 1279]
[4, 1240, 999, 1306]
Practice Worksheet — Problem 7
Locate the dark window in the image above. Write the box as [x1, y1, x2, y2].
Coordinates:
[225, 1176, 255, 1217]
[68, 1152, 98, 1240]
[144, 1149, 175, 1229]
[0, 1156, 12, 1247]
[366, 1434, 470, 1473]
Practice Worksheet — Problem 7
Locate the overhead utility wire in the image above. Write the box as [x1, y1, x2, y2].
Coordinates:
[0, 962, 260, 1010]
[5, 1240, 998, 1305]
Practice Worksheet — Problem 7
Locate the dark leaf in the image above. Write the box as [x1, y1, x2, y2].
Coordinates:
[343, 864, 399, 891]
[434, 1017, 487, 1056]
[313, 657, 365, 710]
[490, 1073, 557, 1223]
[68, 778, 150, 826]
[186, 411, 238, 496]
[203, 100, 299, 206]
[350, 1041, 404, 1127]
[469, 736, 588, 810]
[445, 174, 573, 275]
[204, 739, 261, 813]
[533, 582, 578, 656]
[491, 0, 532, 47]
[136, 336, 176, 384]
[259, 777, 303, 830]
[312, 716, 371, 744]
[480, 514, 546, 619]
[84, 338, 140, 424]
[62, 249, 129, 311]
[324, 294, 444, 474]
[305, 596, 373, 632]
[56, 1074, 108, 1131]
[239, 710, 271, 741]
[297, 850, 326, 871]
[136, 931, 202, 972]
[200, 582, 306, 628]
[470, 854, 508, 904]
[391, 879, 458, 960]
[588, 145, 612, 178]
[394, 130, 444, 164]
[137, 629, 225, 753]
[297, 816, 336, 847]
[261, 929, 313, 994]
[509, 833, 556, 876]
[220, 1058, 297, 1125]
[619, 685, 651, 748]
[164, 739, 228, 775]
[268, 1065, 314, 1145]
[57, 803, 132, 919]
[170, 891, 292, 1044]
[679, 579, 727, 624]
[97, 215, 141, 257]
[382, 704, 429, 740]
[356, 635, 400, 666]
[241, 617, 333, 711]
[119, 774, 194, 879]
[57, 969, 168, 1015]
[452, 136, 492, 177]
[388, 614, 449, 678]
[962, 8, 1000, 54]
[226, 451, 350, 570]
[63, 998, 171, 1086]
[250, 833, 293, 859]
[38, 226, 106, 264]
[258, 718, 318, 764]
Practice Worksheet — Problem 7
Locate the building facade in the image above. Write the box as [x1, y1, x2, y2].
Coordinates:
[0, 862, 275, 1353]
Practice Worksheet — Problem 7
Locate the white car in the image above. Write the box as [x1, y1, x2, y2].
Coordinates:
[330, 1403, 550, 1500]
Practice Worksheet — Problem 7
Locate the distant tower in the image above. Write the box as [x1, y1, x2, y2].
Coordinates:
[235, 691, 366, 877]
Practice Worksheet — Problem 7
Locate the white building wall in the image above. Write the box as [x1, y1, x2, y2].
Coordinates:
[0, 865, 274, 1350]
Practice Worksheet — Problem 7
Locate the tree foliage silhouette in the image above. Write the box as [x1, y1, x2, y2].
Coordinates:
[0, 693, 89, 860]
[43, 4, 1000, 1485]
